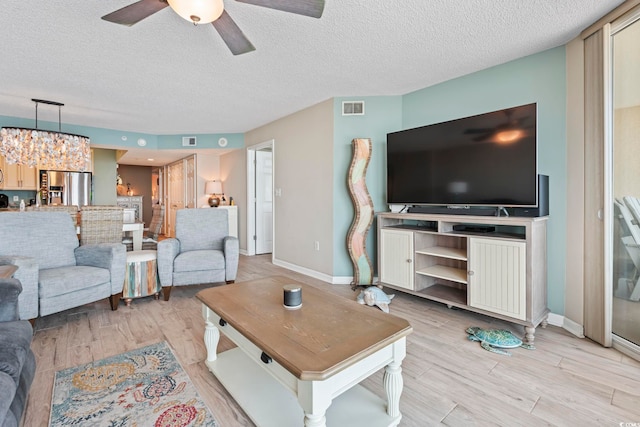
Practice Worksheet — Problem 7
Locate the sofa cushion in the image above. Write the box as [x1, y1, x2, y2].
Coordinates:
[39, 266, 111, 298]
[0, 212, 78, 270]
[174, 250, 225, 273]
[0, 321, 32, 385]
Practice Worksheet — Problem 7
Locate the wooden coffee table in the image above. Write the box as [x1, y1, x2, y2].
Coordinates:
[196, 276, 412, 427]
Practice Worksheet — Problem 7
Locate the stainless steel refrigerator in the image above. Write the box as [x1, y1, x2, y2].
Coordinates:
[40, 170, 92, 207]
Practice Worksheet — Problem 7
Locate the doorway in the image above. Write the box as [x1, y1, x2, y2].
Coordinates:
[247, 140, 274, 257]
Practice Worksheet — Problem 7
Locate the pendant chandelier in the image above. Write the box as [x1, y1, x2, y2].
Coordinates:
[0, 99, 91, 172]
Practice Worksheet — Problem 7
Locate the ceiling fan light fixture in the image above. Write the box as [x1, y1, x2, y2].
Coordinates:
[168, 0, 224, 24]
[494, 129, 524, 144]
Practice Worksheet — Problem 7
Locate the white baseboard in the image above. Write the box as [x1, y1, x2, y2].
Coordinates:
[546, 312, 564, 327]
[561, 315, 585, 338]
[272, 258, 335, 284]
[271, 259, 378, 286]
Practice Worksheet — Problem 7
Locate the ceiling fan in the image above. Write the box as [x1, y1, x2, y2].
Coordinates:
[464, 108, 533, 144]
[101, 0, 325, 55]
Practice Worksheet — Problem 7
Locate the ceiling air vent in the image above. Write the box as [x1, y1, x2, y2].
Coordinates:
[342, 101, 365, 116]
[182, 136, 197, 147]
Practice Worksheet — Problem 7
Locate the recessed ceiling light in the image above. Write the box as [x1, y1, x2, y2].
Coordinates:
[121, 136, 128, 141]
[147, 158, 154, 161]
[137, 138, 147, 147]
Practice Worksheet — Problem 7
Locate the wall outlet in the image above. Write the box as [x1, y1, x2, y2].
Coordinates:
[13, 196, 19, 202]
[314, 241, 320, 251]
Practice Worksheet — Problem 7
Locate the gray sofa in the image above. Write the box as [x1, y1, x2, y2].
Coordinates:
[158, 208, 239, 300]
[0, 277, 36, 427]
[0, 212, 127, 320]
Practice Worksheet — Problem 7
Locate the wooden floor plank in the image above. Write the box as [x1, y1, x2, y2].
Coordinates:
[23, 254, 640, 427]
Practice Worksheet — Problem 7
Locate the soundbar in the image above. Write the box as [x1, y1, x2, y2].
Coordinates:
[407, 206, 496, 216]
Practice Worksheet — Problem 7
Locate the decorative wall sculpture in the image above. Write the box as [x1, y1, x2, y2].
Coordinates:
[347, 138, 374, 289]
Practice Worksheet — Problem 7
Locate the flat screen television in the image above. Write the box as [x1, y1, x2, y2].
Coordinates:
[386, 103, 537, 208]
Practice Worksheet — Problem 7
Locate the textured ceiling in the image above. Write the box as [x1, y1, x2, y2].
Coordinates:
[0, 1, 625, 144]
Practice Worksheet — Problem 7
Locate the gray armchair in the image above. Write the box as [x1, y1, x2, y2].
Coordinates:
[158, 208, 239, 301]
[0, 212, 126, 320]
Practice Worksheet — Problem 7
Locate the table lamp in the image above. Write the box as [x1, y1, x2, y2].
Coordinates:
[205, 180, 223, 207]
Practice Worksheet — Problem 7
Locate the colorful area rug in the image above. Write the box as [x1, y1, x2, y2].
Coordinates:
[49, 341, 217, 427]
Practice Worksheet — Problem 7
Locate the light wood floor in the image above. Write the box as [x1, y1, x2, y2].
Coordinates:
[24, 255, 640, 426]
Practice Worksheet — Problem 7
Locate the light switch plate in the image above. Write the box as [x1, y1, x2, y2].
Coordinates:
[13, 196, 19, 202]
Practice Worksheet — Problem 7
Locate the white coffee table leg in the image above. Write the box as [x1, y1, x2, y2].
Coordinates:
[299, 382, 330, 427]
[384, 338, 406, 420]
[383, 360, 403, 417]
[304, 412, 327, 427]
[202, 307, 220, 362]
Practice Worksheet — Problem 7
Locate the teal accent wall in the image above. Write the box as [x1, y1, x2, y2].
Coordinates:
[332, 96, 403, 280]
[401, 46, 567, 314]
[157, 133, 244, 149]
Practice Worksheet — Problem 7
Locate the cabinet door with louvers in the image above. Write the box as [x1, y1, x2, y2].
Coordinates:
[468, 237, 526, 320]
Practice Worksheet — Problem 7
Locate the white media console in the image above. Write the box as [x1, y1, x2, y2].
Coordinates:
[377, 212, 549, 344]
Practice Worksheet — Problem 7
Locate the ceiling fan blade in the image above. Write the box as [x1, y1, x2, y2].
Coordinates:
[473, 134, 493, 142]
[236, 0, 325, 18]
[464, 128, 493, 134]
[101, 0, 169, 26]
[212, 10, 256, 56]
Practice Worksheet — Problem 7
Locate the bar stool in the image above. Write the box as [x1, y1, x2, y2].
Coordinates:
[122, 250, 161, 306]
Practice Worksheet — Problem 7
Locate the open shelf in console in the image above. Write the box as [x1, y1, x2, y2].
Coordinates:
[414, 232, 467, 281]
[414, 281, 467, 306]
[440, 221, 527, 240]
[413, 228, 468, 305]
[382, 218, 438, 232]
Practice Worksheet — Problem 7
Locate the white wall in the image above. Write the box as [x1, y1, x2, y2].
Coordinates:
[220, 149, 246, 248]
[196, 153, 220, 208]
[243, 99, 334, 275]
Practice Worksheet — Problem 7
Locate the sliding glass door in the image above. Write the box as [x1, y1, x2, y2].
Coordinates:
[611, 12, 640, 352]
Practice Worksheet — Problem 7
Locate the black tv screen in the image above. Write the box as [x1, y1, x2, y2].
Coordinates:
[386, 103, 538, 207]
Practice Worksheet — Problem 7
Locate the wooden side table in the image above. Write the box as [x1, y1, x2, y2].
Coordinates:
[122, 250, 160, 306]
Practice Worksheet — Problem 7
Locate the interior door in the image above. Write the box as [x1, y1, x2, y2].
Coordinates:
[255, 150, 273, 254]
[185, 156, 196, 209]
[166, 159, 184, 238]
